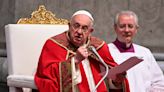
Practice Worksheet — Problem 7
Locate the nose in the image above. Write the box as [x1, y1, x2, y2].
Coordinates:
[125, 25, 130, 32]
[76, 28, 83, 34]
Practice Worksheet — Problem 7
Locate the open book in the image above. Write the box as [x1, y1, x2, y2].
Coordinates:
[108, 56, 143, 80]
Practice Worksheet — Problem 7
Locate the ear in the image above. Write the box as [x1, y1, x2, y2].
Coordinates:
[68, 22, 71, 28]
[135, 25, 139, 33]
[89, 28, 94, 33]
[114, 24, 117, 30]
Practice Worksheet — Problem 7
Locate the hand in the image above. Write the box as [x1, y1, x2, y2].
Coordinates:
[111, 72, 126, 88]
[114, 72, 126, 83]
[74, 45, 89, 64]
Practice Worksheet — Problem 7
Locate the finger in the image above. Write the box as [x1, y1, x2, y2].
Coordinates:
[83, 44, 87, 48]
[85, 51, 88, 54]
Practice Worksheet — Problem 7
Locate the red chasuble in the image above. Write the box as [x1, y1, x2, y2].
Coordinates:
[34, 31, 130, 92]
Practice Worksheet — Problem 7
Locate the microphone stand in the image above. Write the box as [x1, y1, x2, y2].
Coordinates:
[89, 46, 109, 92]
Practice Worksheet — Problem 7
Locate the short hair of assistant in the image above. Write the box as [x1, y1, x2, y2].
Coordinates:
[114, 10, 139, 27]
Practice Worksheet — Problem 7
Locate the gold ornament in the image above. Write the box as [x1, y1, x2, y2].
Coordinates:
[17, 5, 68, 24]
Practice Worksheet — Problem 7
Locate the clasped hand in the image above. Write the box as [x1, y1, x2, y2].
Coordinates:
[74, 45, 89, 64]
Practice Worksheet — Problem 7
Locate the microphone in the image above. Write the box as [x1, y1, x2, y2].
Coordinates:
[88, 46, 109, 92]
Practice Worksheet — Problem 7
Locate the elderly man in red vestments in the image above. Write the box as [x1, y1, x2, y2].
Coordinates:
[34, 10, 130, 92]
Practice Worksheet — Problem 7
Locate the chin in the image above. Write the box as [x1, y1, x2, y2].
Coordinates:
[124, 37, 131, 41]
[125, 40, 132, 44]
[73, 42, 83, 47]
[74, 40, 84, 45]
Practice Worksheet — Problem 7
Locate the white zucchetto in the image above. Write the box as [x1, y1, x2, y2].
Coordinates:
[72, 10, 94, 21]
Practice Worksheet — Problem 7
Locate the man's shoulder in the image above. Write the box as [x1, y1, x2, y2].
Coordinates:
[107, 43, 116, 50]
[133, 43, 150, 51]
[51, 31, 67, 40]
[90, 36, 104, 42]
[90, 36, 105, 47]
[108, 42, 114, 46]
[47, 32, 69, 47]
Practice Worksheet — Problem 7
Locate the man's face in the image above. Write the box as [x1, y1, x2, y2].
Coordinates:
[68, 14, 93, 47]
[115, 14, 138, 44]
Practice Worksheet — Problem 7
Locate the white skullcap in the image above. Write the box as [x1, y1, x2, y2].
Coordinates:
[72, 10, 94, 21]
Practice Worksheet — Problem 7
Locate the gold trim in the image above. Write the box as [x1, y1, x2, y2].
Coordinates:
[17, 5, 68, 24]
[59, 63, 62, 92]
[49, 38, 76, 55]
[96, 41, 105, 50]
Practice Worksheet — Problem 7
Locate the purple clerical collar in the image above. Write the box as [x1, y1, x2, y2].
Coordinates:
[113, 39, 134, 52]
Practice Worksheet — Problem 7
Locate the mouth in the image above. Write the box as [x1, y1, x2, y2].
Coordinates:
[123, 33, 131, 37]
[124, 35, 130, 37]
[75, 35, 83, 41]
[122, 35, 132, 42]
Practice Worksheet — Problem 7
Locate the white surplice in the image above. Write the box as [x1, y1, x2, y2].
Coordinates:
[108, 43, 164, 92]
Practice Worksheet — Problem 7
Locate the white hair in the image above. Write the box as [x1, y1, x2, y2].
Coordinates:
[114, 10, 139, 27]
